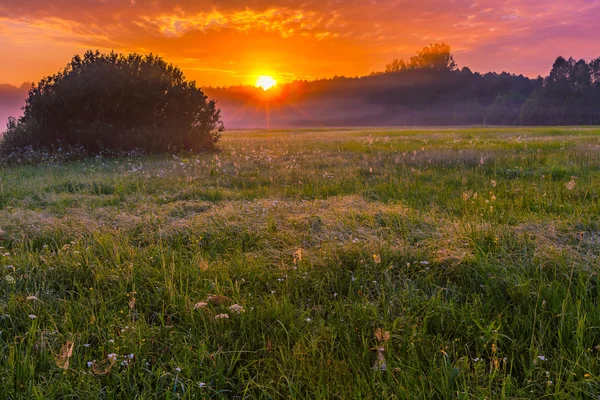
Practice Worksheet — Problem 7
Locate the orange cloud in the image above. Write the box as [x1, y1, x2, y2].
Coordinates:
[0, 0, 599, 86]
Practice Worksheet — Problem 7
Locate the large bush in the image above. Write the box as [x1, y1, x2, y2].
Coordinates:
[0, 51, 223, 157]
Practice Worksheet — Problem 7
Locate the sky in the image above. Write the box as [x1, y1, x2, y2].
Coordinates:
[1, 0, 600, 87]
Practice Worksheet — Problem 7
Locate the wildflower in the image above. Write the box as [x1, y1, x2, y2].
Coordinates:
[194, 302, 208, 310]
[584, 373, 591, 378]
[128, 354, 134, 359]
[198, 382, 207, 388]
[420, 261, 430, 265]
[228, 304, 245, 314]
[108, 340, 115, 343]
[83, 344, 91, 348]
[491, 180, 497, 187]
[538, 355, 547, 361]
[28, 314, 37, 320]
[87, 361, 93, 368]
[175, 367, 181, 372]
[305, 318, 312, 322]
[373, 347, 387, 371]
[565, 180, 576, 191]
[107, 353, 117, 361]
[4, 275, 15, 285]
[215, 314, 229, 319]
[373, 254, 381, 264]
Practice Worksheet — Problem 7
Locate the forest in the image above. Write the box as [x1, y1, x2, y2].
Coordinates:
[205, 44, 600, 127]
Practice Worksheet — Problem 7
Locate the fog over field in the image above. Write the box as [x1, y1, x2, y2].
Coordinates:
[0, 83, 28, 131]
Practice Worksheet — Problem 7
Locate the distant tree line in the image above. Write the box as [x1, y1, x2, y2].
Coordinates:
[372, 44, 600, 126]
[204, 44, 600, 128]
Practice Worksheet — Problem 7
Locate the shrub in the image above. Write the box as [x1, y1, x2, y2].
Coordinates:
[0, 51, 223, 159]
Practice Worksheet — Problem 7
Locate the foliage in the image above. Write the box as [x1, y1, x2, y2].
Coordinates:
[385, 43, 457, 73]
[209, 44, 593, 128]
[1, 127, 600, 397]
[0, 51, 223, 159]
[521, 56, 600, 125]
[379, 46, 600, 126]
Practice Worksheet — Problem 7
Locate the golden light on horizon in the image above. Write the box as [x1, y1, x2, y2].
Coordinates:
[256, 76, 277, 91]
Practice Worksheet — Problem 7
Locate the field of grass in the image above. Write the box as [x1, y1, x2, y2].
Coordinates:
[1, 127, 600, 398]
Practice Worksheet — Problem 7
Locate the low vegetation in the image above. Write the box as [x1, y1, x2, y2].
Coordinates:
[1, 127, 600, 398]
[0, 51, 223, 162]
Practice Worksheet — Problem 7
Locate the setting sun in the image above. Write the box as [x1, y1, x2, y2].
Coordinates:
[256, 76, 277, 91]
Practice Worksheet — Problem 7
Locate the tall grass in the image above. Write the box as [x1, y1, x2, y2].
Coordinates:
[1, 127, 600, 398]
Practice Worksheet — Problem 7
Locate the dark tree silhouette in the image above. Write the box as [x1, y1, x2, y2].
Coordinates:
[385, 43, 457, 73]
[521, 56, 600, 125]
[1, 50, 223, 157]
[409, 43, 457, 71]
[205, 46, 600, 128]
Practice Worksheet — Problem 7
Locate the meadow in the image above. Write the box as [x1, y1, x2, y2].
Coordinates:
[1, 127, 600, 399]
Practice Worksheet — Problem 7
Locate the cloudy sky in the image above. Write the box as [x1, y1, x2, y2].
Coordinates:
[1, 0, 599, 86]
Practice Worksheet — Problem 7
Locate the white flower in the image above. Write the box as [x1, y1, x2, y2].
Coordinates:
[228, 304, 245, 314]
[198, 382, 207, 388]
[194, 301, 209, 310]
[175, 367, 181, 372]
[305, 318, 312, 322]
[108, 340, 115, 343]
[215, 314, 229, 319]
[28, 314, 37, 320]
[4, 275, 15, 285]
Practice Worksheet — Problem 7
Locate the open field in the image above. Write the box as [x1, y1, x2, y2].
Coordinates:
[2, 127, 600, 398]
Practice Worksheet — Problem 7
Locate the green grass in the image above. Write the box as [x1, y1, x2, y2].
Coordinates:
[1, 127, 600, 398]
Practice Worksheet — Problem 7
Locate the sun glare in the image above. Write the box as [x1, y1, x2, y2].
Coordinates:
[256, 76, 277, 91]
